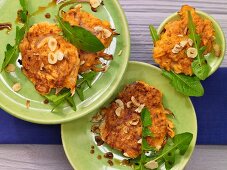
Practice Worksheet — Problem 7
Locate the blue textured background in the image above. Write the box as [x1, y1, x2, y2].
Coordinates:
[0, 68, 226, 145]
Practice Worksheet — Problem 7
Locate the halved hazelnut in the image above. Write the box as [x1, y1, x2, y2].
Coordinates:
[91, 124, 100, 134]
[183, 27, 188, 35]
[135, 104, 145, 113]
[126, 101, 132, 108]
[118, 50, 123, 56]
[123, 126, 129, 134]
[129, 119, 140, 126]
[179, 40, 188, 48]
[94, 26, 103, 33]
[26, 100, 30, 109]
[115, 99, 124, 109]
[80, 60, 85, 66]
[12, 83, 22, 92]
[145, 160, 159, 170]
[131, 96, 140, 107]
[177, 34, 183, 37]
[55, 50, 64, 61]
[115, 107, 122, 117]
[102, 29, 112, 39]
[75, 4, 82, 9]
[137, 138, 142, 144]
[90, 0, 102, 9]
[123, 152, 130, 158]
[48, 37, 57, 51]
[213, 44, 221, 57]
[91, 112, 104, 123]
[186, 47, 198, 58]
[5, 64, 16, 72]
[40, 62, 44, 71]
[48, 52, 58, 64]
[188, 38, 193, 46]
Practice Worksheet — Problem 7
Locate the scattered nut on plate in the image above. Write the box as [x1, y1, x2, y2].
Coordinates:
[12, 83, 22, 92]
[5, 64, 16, 72]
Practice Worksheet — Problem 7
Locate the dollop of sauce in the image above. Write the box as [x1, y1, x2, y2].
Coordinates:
[0, 23, 12, 31]
[31, 0, 56, 16]
[45, 13, 51, 19]
[95, 136, 104, 146]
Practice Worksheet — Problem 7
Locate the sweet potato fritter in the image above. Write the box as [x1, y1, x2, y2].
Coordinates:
[98, 81, 174, 158]
[19, 22, 80, 95]
[153, 5, 215, 75]
[62, 4, 115, 73]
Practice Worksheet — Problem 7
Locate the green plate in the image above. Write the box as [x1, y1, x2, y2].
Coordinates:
[157, 10, 226, 77]
[0, 0, 130, 124]
[61, 61, 197, 170]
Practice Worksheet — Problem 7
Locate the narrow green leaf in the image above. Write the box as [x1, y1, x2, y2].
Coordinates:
[162, 70, 204, 97]
[66, 96, 77, 111]
[188, 11, 210, 80]
[76, 88, 85, 101]
[141, 108, 152, 127]
[142, 139, 154, 151]
[82, 71, 97, 87]
[1, 44, 18, 71]
[173, 132, 193, 155]
[45, 90, 71, 104]
[152, 132, 193, 169]
[149, 25, 159, 44]
[56, 16, 105, 52]
[142, 127, 153, 137]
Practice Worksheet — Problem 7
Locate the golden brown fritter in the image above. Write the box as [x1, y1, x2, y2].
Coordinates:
[153, 5, 215, 75]
[19, 22, 80, 95]
[98, 81, 174, 158]
[62, 4, 115, 73]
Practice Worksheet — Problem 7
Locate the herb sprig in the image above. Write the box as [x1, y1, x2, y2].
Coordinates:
[1, 0, 28, 72]
[45, 71, 97, 112]
[57, 0, 105, 52]
[133, 108, 155, 170]
[188, 11, 210, 80]
[132, 108, 193, 170]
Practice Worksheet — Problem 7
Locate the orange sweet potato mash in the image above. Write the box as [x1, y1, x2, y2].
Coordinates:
[153, 5, 215, 75]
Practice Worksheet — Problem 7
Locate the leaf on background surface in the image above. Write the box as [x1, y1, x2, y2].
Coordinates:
[162, 70, 204, 97]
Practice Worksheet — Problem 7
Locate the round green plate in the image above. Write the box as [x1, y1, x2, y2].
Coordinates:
[61, 61, 197, 170]
[0, 0, 130, 124]
[157, 10, 226, 77]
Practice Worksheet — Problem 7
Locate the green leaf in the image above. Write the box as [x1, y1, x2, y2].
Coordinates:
[16, 26, 26, 44]
[45, 90, 71, 105]
[56, 16, 105, 53]
[173, 132, 193, 155]
[162, 70, 204, 97]
[142, 139, 154, 151]
[76, 71, 97, 101]
[1, 44, 18, 71]
[66, 96, 77, 111]
[82, 71, 97, 87]
[141, 108, 152, 127]
[188, 11, 210, 80]
[142, 127, 153, 137]
[152, 132, 193, 170]
[149, 25, 159, 44]
[18, 0, 28, 24]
